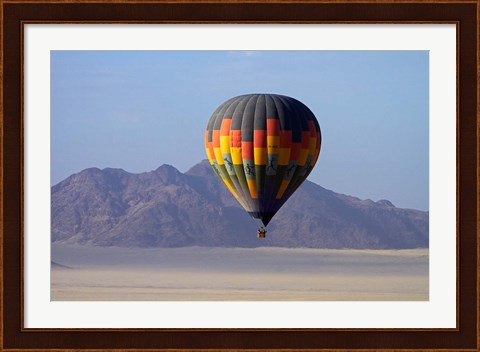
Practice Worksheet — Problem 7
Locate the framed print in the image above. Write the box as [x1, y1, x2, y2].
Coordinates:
[1, 1, 478, 351]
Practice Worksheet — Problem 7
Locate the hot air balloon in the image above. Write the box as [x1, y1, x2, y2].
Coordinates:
[204, 94, 321, 237]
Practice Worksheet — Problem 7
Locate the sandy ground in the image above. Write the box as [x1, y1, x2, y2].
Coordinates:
[51, 244, 428, 301]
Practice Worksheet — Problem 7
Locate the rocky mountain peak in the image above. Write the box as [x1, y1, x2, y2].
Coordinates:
[51, 161, 429, 249]
[154, 164, 183, 184]
[377, 199, 395, 207]
[185, 159, 213, 177]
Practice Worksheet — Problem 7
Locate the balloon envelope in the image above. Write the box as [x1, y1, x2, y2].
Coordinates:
[205, 94, 321, 226]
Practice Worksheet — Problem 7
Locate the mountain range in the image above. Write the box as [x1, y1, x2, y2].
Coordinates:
[51, 160, 428, 249]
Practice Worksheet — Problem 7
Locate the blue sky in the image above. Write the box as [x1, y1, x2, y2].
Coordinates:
[51, 50, 429, 211]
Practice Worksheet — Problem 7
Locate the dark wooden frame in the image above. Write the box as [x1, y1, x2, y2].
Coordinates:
[1, 1, 478, 351]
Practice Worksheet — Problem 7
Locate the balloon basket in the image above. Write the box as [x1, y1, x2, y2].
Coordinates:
[257, 231, 266, 238]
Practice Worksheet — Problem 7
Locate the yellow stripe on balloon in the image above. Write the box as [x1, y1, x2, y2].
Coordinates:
[220, 135, 230, 154]
[312, 148, 321, 165]
[223, 180, 248, 209]
[230, 147, 242, 165]
[309, 138, 316, 156]
[214, 147, 224, 165]
[254, 148, 266, 165]
[276, 179, 290, 199]
[298, 148, 309, 166]
[278, 148, 291, 165]
[267, 136, 280, 154]
[205, 148, 214, 164]
[247, 179, 258, 199]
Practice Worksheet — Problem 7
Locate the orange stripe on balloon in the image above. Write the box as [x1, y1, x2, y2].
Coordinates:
[308, 122, 316, 155]
[253, 130, 267, 148]
[267, 119, 280, 136]
[301, 131, 310, 148]
[290, 142, 301, 160]
[279, 130, 292, 148]
[308, 121, 316, 137]
[208, 141, 215, 162]
[213, 130, 221, 148]
[230, 130, 242, 148]
[220, 118, 232, 136]
[242, 141, 254, 160]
